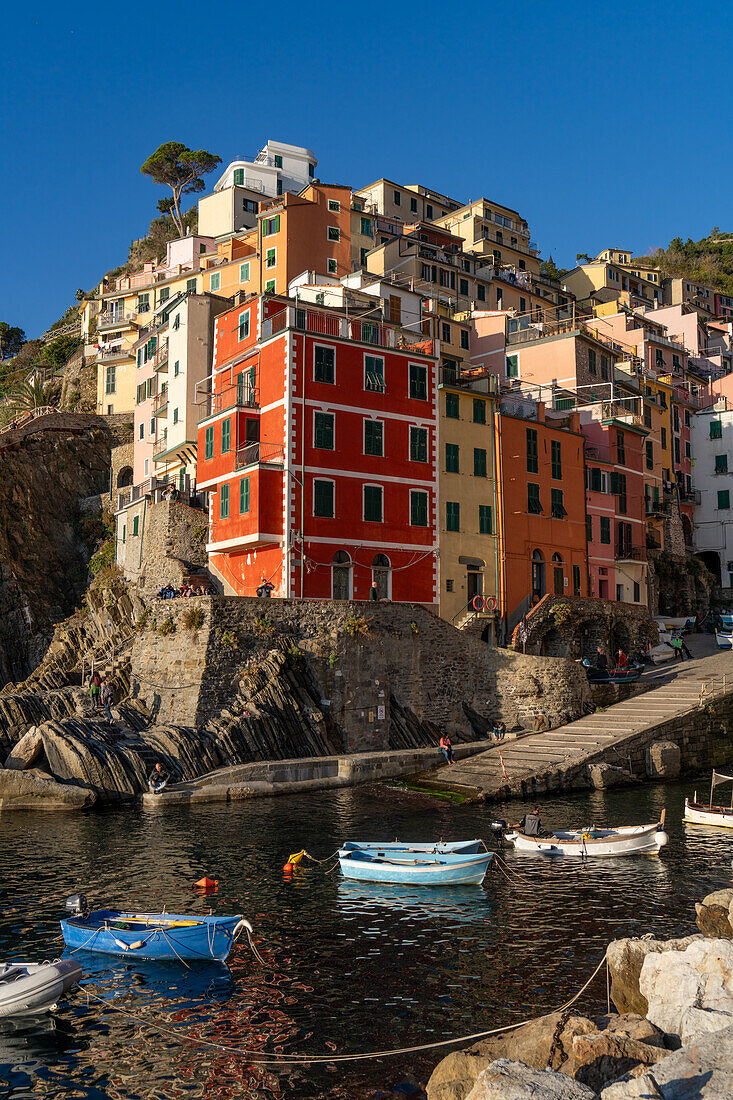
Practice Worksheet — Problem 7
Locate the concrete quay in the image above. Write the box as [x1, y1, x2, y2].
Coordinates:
[418, 647, 733, 801]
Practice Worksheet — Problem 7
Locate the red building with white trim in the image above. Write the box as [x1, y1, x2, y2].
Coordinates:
[196, 292, 439, 602]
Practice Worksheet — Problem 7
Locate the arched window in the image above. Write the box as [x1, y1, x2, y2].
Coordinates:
[372, 553, 391, 600]
[332, 551, 352, 601]
[531, 550, 545, 599]
[552, 553, 564, 596]
[117, 466, 133, 488]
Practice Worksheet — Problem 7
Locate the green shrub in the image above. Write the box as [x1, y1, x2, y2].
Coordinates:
[254, 614, 274, 634]
[158, 616, 176, 636]
[344, 614, 370, 638]
[182, 606, 204, 631]
[220, 629, 238, 649]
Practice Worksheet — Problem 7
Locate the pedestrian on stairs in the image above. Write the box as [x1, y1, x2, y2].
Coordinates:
[101, 680, 114, 724]
[89, 671, 102, 708]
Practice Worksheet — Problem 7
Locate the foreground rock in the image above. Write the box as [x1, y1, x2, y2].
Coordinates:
[570, 1030, 666, 1092]
[0, 768, 96, 811]
[465, 1060, 595, 1099]
[641, 937, 733, 1043]
[606, 934, 702, 1014]
[695, 888, 733, 939]
[601, 1020, 733, 1097]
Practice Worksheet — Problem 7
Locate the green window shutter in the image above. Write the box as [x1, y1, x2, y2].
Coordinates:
[411, 491, 428, 527]
[446, 501, 460, 531]
[314, 412, 334, 450]
[233, 168, 244, 185]
[221, 418, 231, 453]
[360, 216, 371, 236]
[187, 278, 196, 293]
[527, 483, 542, 513]
[600, 516, 611, 543]
[364, 420, 383, 456]
[410, 427, 427, 463]
[364, 356, 384, 391]
[240, 477, 250, 513]
[314, 480, 334, 517]
[272, 215, 280, 232]
[409, 364, 427, 400]
[711, 420, 723, 439]
[132, 516, 139, 537]
[716, 454, 728, 474]
[474, 448, 487, 477]
[473, 399, 486, 424]
[314, 346, 335, 383]
[205, 426, 214, 460]
[364, 485, 383, 522]
[479, 505, 492, 534]
[551, 488, 566, 518]
[446, 443, 460, 473]
[506, 354, 518, 378]
[551, 440, 562, 479]
[719, 490, 730, 510]
[526, 428, 538, 473]
[445, 392, 459, 418]
[220, 483, 230, 519]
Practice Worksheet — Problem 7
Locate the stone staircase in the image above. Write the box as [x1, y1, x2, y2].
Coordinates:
[419, 653, 733, 800]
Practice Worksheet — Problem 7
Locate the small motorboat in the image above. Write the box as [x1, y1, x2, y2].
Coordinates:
[0, 959, 81, 1017]
[60, 895, 250, 962]
[584, 661, 644, 684]
[716, 631, 733, 650]
[647, 642, 675, 664]
[655, 615, 694, 632]
[340, 839, 483, 855]
[718, 614, 733, 630]
[684, 772, 733, 828]
[505, 815, 668, 857]
[338, 850, 493, 886]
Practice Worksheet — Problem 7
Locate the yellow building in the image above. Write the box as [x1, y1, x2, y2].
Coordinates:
[438, 370, 500, 637]
[433, 198, 541, 277]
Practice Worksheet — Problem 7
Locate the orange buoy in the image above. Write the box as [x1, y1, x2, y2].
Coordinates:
[283, 862, 294, 875]
[194, 877, 218, 890]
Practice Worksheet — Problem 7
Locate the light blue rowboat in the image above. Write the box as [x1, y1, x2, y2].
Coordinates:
[340, 839, 483, 855]
[338, 850, 493, 886]
[60, 910, 248, 962]
[716, 631, 733, 650]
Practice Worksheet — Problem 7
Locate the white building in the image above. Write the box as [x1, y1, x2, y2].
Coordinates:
[691, 401, 733, 587]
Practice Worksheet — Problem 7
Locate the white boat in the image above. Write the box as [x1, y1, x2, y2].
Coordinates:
[648, 642, 675, 664]
[655, 616, 695, 632]
[684, 772, 733, 828]
[0, 959, 81, 1017]
[506, 814, 668, 857]
[716, 631, 733, 650]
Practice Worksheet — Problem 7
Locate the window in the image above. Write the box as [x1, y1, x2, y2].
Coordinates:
[210, 272, 221, 291]
[240, 477, 250, 514]
[220, 483, 230, 519]
[186, 278, 196, 293]
[600, 515, 611, 543]
[616, 430, 625, 464]
[551, 440, 562, 479]
[314, 345, 335, 383]
[588, 348, 597, 375]
[364, 419, 383, 456]
[477, 284, 486, 301]
[573, 564, 581, 597]
[527, 482, 542, 513]
[459, 278, 469, 296]
[137, 292, 150, 312]
[139, 423, 144, 440]
[634, 581, 641, 603]
[506, 354, 518, 378]
[711, 420, 723, 439]
[262, 215, 280, 235]
[446, 578, 454, 592]
[460, 330, 469, 350]
[265, 248, 276, 268]
[446, 443, 460, 473]
[661, 426, 667, 449]
[328, 199, 340, 212]
[132, 515, 139, 537]
[586, 514, 593, 542]
[616, 583, 624, 602]
[239, 262, 250, 282]
[221, 418, 231, 453]
[173, 407, 179, 424]
[314, 480, 334, 518]
[204, 426, 214, 460]
[716, 454, 728, 474]
[553, 555, 564, 595]
[410, 196, 418, 213]
[479, 505, 492, 534]
[526, 427, 538, 473]
[409, 363, 427, 400]
[442, 322, 451, 343]
[684, 409, 691, 427]
[600, 354, 610, 381]
[446, 501, 460, 531]
[308, 163, 315, 177]
[233, 168, 244, 185]
[685, 441, 691, 459]
[474, 448, 487, 477]
[551, 488, 566, 518]
[265, 279, 275, 293]
[364, 485, 383, 522]
[410, 425, 428, 462]
[673, 406, 680, 432]
[393, 190, 401, 206]
[314, 411, 334, 450]
[674, 437, 681, 464]
[646, 441, 654, 470]
[364, 355, 385, 392]
[327, 258, 338, 274]
[159, 287, 170, 304]
[360, 247, 369, 265]
[473, 399, 486, 424]
[122, 524, 126, 545]
[360, 216, 372, 236]
[644, 404, 652, 428]
[327, 226, 340, 242]
[426, 203, 433, 219]
[238, 313, 250, 340]
[445, 392, 459, 419]
[411, 490, 428, 527]
[656, 348, 664, 368]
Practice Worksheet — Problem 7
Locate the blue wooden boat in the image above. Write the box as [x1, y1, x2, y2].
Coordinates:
[607, 663, 645, 684]
[340, 839, 482, 855]
[719, 614, 733, 630]
[338, 850, 493, 886]
[716, 630, 733, 650]
[60, 897, 248, 962]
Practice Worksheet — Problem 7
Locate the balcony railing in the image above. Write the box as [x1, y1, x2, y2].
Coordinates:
[615, 546, 646, 561]
[152, 338, 169, 371]
[153, 387, 168, 417]
[97, 346, 133, 362]
[680, 488, 702, 505]
[601, 401, 644, 427]
[645, 499, 671, 516]
[261, 305, 434, 356]
[153, 429, 168, 457]
[98, 310, 138, 330]
[197, 380, 259, 423]
[234, 442, 284, 469]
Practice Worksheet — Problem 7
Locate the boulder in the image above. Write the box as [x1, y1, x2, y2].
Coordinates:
[4, 725, 43, 770]
[0, 768, 96, 811]
[606, 935, 702, 1015]
[590, 1013, 665, 1049]
[426, 1052, 493, 1100]
[600, 1020, 733, 1098]
[569, 1030, 668, 1092]
[644, 740, 680, 781]
[696, 901, 733, 939]
[587, 763, 638, 790]
[465, 1060, 596, 1099]
[640, 937, 733, 1043]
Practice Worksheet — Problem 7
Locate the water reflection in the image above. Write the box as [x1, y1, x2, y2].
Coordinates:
[337, 880, 492, 923]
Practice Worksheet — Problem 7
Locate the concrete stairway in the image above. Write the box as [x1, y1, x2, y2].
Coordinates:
[419, 652, 733, 799]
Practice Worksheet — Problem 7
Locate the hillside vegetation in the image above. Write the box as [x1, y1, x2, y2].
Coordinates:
[638, 231, 733, 295]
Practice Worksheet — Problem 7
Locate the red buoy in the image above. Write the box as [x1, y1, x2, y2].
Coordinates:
[283, 862, 294, 875]
[194, 877, 218, 890]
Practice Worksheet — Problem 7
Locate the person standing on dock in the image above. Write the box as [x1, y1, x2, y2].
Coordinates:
[593, 647, 608, 672]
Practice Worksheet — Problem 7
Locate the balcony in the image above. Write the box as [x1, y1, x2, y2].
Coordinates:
[680, 488, 702, 505]
[234, 441, 284, 469]
[645, 499, 671, 517]
[153, 429, 168, 458]
[97, 346, 133, 363]
[98, 310, 138, 331]
[152, 338, 169, 372]
[197, 379, 259, 423]
[260, 305, 434, 357]
[153, 387, 168, 418]
[601, 401, 644, 428]
[615, 546, 646, 562]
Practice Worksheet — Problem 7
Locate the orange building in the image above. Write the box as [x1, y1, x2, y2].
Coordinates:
[495, 397, 588, 636]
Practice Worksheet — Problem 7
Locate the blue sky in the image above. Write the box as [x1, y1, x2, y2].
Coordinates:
[3, 0, 732, 338]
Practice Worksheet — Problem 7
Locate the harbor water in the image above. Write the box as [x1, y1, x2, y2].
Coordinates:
[1, 777, 731, 1098]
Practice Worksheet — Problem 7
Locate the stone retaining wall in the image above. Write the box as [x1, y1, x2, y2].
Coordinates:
[512, 594, 657, 660]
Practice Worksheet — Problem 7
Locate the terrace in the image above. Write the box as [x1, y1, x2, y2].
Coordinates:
[260, 303, 434, 356]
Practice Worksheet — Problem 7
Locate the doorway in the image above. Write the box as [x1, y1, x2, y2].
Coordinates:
[372, 554, 391, 599]
[332, 551, 352, 600]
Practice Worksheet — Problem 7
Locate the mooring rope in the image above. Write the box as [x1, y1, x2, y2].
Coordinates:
[78, 953, 609, 1065]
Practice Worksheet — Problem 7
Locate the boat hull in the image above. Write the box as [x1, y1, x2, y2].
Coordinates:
[339, 852, 493, 886]
[0, 960, 81, 1017]
[60, 910, 244, 962]
[341, 839, 482, 855]
[716, 632, 733, 650]
[684, 798, 733, 828]
[505, 824, 668, 857]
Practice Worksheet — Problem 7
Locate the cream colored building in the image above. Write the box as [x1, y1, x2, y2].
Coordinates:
[433, 198, 541, 277]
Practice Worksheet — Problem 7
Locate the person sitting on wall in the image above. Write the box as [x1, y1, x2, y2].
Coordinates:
[438, 734, 455, 765]
[256, 576, 275, 598]
[513, 806, 542, 836]
[492, 720, 506, 742]
[148, 762, 169, 794]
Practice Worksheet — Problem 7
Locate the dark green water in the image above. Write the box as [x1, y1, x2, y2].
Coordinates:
[0, 777, 731, 1098]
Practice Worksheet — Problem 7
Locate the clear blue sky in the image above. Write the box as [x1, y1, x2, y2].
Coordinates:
[3, 0, 732, 338]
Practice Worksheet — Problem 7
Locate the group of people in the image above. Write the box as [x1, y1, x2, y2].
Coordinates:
[88, 672, 115, 723]
[438, 722, 507, 765]
[156, 582, 215, 600]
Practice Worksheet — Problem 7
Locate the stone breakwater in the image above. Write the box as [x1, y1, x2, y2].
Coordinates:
[426, 887, 733, 1099]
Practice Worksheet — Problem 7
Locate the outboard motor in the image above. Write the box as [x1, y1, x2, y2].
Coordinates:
[65, 894, 89, 919]
[489, 819, 507, 848]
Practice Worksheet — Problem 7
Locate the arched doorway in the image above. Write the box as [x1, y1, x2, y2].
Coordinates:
[372, 554, 391, 600]
[117, 466, 133, 488]
[681, 514, 694, 549]
[332, 551, 352, 600]
[531, 550, 545, 600]
[552, 553, 564, 596]
[697, 551, 722, 586]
